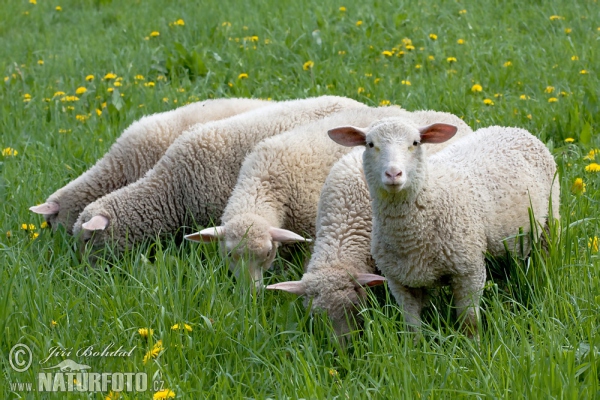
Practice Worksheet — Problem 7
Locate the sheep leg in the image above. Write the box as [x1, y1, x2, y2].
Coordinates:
[451, 272, 485, 340]
[387, 280, 425, 332]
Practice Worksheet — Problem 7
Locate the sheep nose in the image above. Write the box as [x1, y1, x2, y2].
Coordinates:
[385, 168, 402, 179]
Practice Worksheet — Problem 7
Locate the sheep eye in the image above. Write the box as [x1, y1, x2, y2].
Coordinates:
[413, 141, 420, 146]
[367, 142, 374, 148]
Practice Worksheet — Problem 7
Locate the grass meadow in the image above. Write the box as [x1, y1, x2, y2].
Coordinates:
[1, 0, 599, 398]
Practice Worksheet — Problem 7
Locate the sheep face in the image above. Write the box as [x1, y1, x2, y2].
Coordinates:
[328, 119, 458, 195]
[266, 270, 385, 339]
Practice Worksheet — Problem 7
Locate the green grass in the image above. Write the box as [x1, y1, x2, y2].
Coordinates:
[1, 0, 599, 398]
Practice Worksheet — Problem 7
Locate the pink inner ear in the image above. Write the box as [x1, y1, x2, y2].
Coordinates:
[327, 126, 368, 147]
[265, 281, 306, 295]
[419, 123, 458, 144]
[81, 215, 109, 231]
[29, 202, 60, 215]
[355, 273, 387, 287]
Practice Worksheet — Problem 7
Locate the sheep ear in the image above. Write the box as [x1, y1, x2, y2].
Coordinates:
[265, 281, 307, 295]
[418, 123, 457, 144]
[81, 215, 109, 231]
[185, 226, 226, 242]
[355, 273, 387, 287]
[29, 202, 60, 215]
[328, 126, 367, 147]
[268, 227, 312, 243]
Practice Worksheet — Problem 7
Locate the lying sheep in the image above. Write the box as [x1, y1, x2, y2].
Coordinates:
[267, 111, 473, 339]
[73, 96, 363, 253]
[328, 122, 560, 338]
[30, 98, 271, 233]
[185, 106, 430, 287]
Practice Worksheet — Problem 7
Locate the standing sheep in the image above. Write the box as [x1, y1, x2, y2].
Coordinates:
[328, 122, 560, 338]
[30, 98, 271, 233]
[186, 106, 424, 287]
[73, 96, 363, 253]
[267, 111, 474, 339]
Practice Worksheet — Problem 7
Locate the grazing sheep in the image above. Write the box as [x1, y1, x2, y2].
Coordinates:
[30, 98, 271, 233]
[185, 106, 433, 287]
[267, 111, 474, 339]
[328, 122, 560, 338]
[73, 96, 363, 253]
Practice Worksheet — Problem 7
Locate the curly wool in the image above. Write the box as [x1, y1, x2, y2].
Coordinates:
[73, 96, 363, 252]
[36, 98, 270, 233]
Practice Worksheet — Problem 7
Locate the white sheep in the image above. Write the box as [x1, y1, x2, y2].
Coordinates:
[328, 122, 560, 338]
[185, 106, 427, 287]
[30, 98, 271, 233]
[72, 96, 363, 253]
[267, 111, 474, 339]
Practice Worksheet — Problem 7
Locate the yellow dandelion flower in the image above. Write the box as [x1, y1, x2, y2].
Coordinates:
[338, 50, 346, 55]
[105, 391, 120, 400]
[104, 72, 117, 80]
[356, 20, 363, 26]
[459, 9, 467, 14]
[302, 61, 314, 71]
[135, 75, 144, 80]
[29, 0, 36, 4]
[589, 237, 599, 253]
[357, 87, 365, 94]
[163, 98, 169, 103]
[570, 55, 579, 61]
[138, 328, 154, 338]
[519, 94, 529, 100]
[175, 19, 185, 26]
[401, 80, 411, 86]
[2, 147, 18, 156]
[23, 94, 31, 102]
[143, 340, 164, 364]
[585, 163, 600, 172]
[381, 50, 393, 57]
[415, 64, 422, 69]
[329, 369, 339, 377]
[446, 57, 457, 63]
[483, 99, 494, 106]
[113, 81, 122, 87]
[144, 82, 155, 87]
[222, 21, 231, 27]
[544, 86, 554, 93]
[571, 178, 586, 195]
[107, 88, 114, 93]
[549, 15, 563, 21]
[53, 91, 65, 97]
[37, 60, 44, 65]
[41, 221, 48, 229]
[75, 87, 87, 95]
[76, 114, 88, 122]
[564, 138, 575, 143]
[150, 31, 160, 37]
[564, 28, 572, 34]
[494, 93, 502, 98]
[583, 149, 599, 160]
[580, 70, 588, 74]
[457, 39, 465, 44]
[85, 75, 94, 81]
[238, 72, 249, 79]
[429, 33, 437, 40]
[379, 100, 391, 106]
[527, 114, 532, 119]
[471, 84, 483, 92]
[503, 61, 512, 67]
[6, 231, 12, 238]
[51, 320, 58, 327]
[31, 232, 39, 239]
[339, 6, 346, 12]
[96, 109, 102, 116]
[548, 97, 558, 103]
[374, 78, 381, 84]
[405, 45, 415, 51]
[55, 6, 62, 11]
[428, 55, 435, 61]
[171, 323, 192, 332]
[153, 389, 176, 399]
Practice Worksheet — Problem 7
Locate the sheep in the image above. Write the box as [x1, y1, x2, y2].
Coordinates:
[184, 106, 433, 287]
[327, 122, 560, 339]
[30, 98, 271, 233]
[266, 111, 474, 339]
[72, 96, 364, 253]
